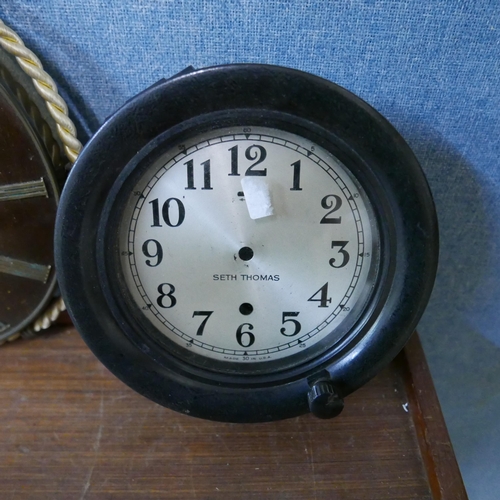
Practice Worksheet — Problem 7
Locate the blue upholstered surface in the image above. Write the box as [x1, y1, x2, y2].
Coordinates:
[2, 2, 499, 497]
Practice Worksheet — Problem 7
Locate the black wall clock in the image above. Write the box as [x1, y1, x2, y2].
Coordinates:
[55, 64, 438, 422]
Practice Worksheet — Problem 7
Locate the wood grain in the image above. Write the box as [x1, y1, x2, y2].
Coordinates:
[0, 328, 466, 499]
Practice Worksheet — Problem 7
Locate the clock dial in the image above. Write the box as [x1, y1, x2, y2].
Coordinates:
[118, 127, 379, 369]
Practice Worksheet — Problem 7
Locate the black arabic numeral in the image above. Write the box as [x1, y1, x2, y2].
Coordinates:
[142, 239, 163, 267]
[228, 145, 239, 176]
[245, 145, 267, 176]
[290, 160, 302, 191]
[162, 198, 185, 227]
[236, 323, 255, 347]
[149, 198, 185, 227]
[185, 159, 213, 189]
[329, 241, 350, 268]
[185, 159, 195, 189]
[308, 283, 331, 308]
[157, 283, 177, 308]
[280, 312, 302, 336]
[228, 144, 268, 177]
[201, 159, 213, 190]
[192, 311, 213, 336]
[149, 198, 161, 227]
[320, 194, 342, 224]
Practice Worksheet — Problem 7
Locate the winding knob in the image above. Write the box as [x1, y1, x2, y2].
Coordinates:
[307, 380, 344, 419]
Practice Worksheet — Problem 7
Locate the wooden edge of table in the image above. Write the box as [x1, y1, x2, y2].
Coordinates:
[52, 314, 468, 498]
[400, 333, 468, 499]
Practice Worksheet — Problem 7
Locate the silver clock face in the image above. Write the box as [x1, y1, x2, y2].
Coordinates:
[118, 126, 380, 368]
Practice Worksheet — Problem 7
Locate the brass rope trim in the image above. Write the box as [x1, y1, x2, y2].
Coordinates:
[0, 20, 82, 162]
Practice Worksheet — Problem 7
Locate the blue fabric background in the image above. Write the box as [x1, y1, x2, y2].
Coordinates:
[1, 2, 499, 498]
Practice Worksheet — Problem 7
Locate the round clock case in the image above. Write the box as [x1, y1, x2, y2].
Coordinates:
[0, 47, 66, 343]
[55, 64, 438, 422]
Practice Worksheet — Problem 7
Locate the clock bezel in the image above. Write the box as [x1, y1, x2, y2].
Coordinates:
[55, 64, 438, 422]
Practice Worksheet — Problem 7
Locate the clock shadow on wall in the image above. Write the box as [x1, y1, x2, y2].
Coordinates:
[397, 118, 500, 495]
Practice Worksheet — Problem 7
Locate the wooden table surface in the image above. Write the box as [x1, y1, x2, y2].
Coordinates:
[0, 327, 467, 499]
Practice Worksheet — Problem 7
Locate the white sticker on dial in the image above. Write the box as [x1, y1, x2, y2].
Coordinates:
[241, 177, 274, 219]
